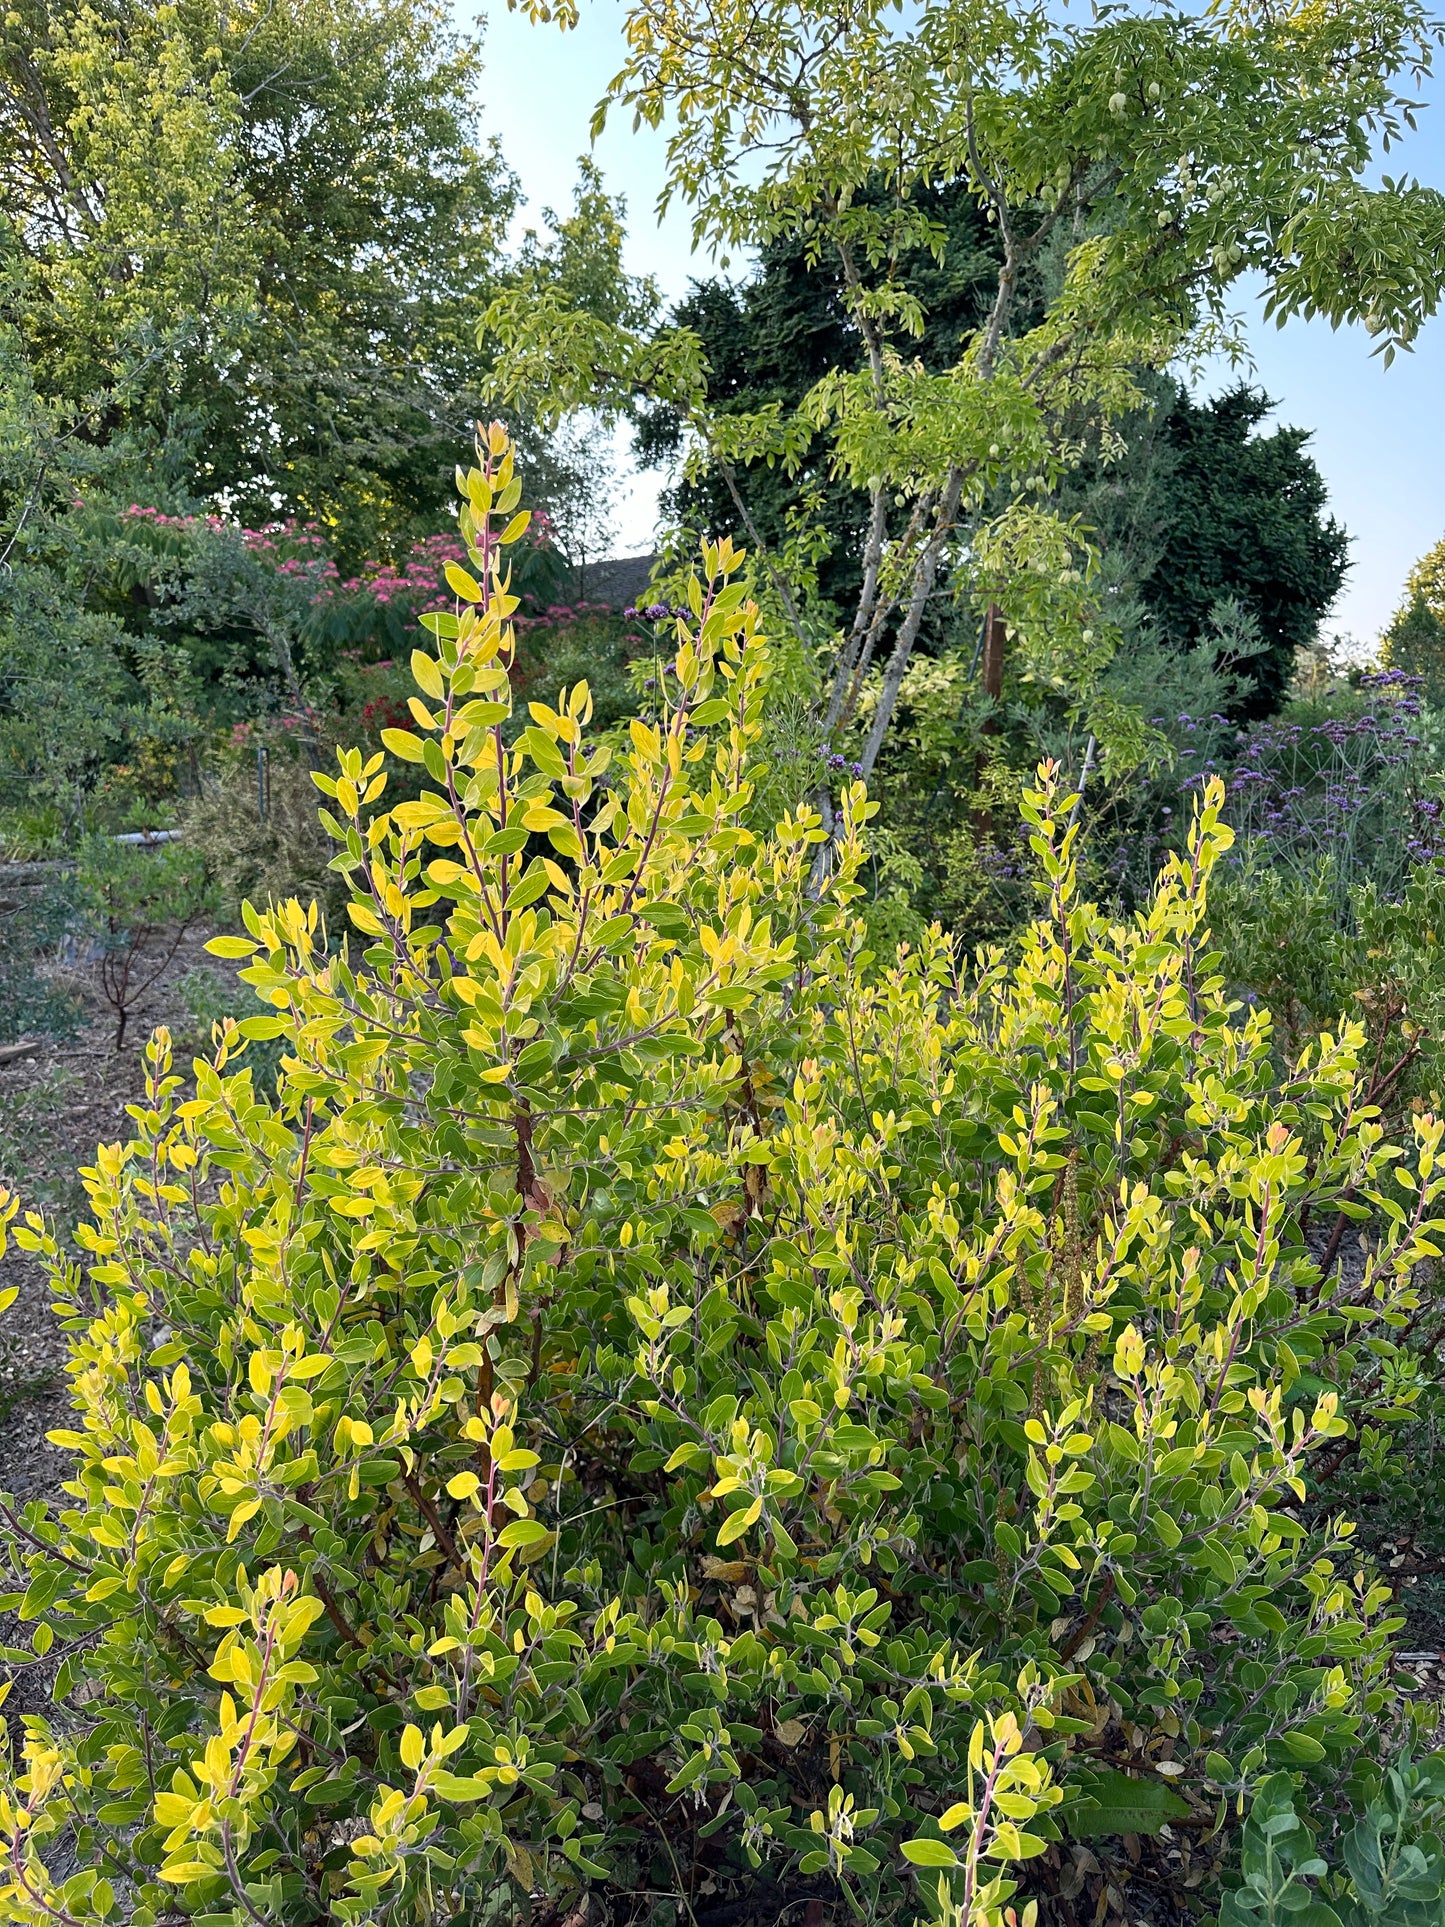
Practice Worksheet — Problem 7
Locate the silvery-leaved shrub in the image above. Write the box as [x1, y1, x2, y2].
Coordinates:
[1, 426, 1443, 1927]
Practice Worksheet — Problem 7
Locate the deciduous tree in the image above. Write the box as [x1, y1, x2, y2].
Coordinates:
[1, 0, 517, 554]
[488, 0, 1445, 834]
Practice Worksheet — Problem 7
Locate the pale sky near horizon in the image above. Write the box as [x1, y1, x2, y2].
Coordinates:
[472, 0, 1445, 651]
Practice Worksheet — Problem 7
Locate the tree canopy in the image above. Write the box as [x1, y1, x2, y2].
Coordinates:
[641, 221, 1348, 716]
[1139, 385, 1348, 714]
[0, 0, 518, 556]
[635, 182, 1035, 617]
[490, 0, 1445, 815]
[1382, 528, 1445, 704]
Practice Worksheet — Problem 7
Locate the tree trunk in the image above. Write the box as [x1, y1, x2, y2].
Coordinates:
[857, 469, 965, 779]
[980, 602, 1006, 707]
[973, 602, 1007, 843]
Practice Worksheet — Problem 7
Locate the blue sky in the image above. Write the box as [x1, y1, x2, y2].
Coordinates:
[474, 0, 1444, 648]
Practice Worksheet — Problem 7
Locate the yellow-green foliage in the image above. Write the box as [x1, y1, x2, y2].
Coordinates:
[1399, 535, 1445, 624]
[2, 429, 1444, 1927]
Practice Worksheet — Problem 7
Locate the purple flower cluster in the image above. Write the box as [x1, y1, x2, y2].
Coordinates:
[978, 845, 1024, 881]
[1403, 791, 1445, 867]
[624, 602, 687, 622]
[1359, 666, 1425, 715]
[1203, 671, 1442, 889]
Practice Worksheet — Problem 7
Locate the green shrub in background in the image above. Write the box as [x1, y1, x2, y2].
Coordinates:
[74, 836, 216, 1048]
[1207, 851, 1445, 1657]
[2, 431, 1445, 1927]
[0, 870, 81, 1044]
[173, 967, 288, 1101]
[514, 608, 640, 737]
[181, 745, 346, 931]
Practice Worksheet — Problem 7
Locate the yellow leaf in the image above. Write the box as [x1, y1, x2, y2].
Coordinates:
[446, 562, 484, 601]
[1113, 1323, 1146, 1379]
[700, 1556, 747, 1581]
[381, 729, 425, 764]
[393, 799, 450, 829]
[716, 1496, 762, 1547]
[411, 650, 445, 700]
[226, 1498, 261, 1543]
[159, 1862, 222, 1884]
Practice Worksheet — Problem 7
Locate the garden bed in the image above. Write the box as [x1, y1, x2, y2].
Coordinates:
[0, 921, 225, 1514]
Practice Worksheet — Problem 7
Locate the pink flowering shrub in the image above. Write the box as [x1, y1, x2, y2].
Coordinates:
[117, 502, 572, 659]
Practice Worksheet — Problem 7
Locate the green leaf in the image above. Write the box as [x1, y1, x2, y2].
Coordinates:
[902, 1839, 961, 1868]
[496, 1518, 552, 1549]
[238, 1016, 288, 1040]
[507, 869, 551, 910]
[638, 902, 691, 941]
[1066, 1770, 1191, 1838]
[431, 1772, 493, 1801]
[304, 1779, 355, 1807]
[1275, 1732, 1327, 1765]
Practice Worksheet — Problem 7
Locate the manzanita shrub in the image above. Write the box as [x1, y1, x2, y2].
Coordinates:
[2, 427, 1445, 1927]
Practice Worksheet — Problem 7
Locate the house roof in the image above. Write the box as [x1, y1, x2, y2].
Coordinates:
[571, 553, 657, 611]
